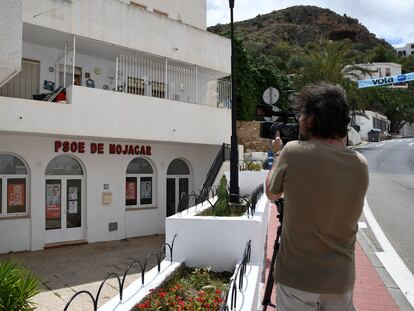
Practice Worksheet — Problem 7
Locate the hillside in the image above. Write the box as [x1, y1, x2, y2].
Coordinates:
[208, 5, 394, 60]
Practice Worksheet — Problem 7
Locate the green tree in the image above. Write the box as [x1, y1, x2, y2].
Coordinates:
[368, 44, 397, 63]
[296, 40, 372, 110]
[365, 88, 414, 133]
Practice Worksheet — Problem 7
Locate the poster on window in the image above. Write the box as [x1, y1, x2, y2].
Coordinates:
[68, 200, 78, 214]
[46, 183, 61, 219]
[68, 187, 78, 200]
[140, 177, 152, 205]
[125, 177, 137, 205]
[7, 181, 25, 208]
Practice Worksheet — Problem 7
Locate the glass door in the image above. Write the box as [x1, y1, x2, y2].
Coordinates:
[166, 178, 175, 217]
[45, 178, 84, 244]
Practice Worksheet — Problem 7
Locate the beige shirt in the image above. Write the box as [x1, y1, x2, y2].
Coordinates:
[269, 140, 369, 294]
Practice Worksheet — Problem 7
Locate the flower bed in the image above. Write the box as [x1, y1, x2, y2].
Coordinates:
[133, 266, 232, 311]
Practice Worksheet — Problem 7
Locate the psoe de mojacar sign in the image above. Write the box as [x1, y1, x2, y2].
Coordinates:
[358, 72, 414, 89]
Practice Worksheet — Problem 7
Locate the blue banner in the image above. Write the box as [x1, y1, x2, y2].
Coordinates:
[358, 72, 414, 89]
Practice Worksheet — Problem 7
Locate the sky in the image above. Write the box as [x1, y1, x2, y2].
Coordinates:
[207, 0, 414, 47]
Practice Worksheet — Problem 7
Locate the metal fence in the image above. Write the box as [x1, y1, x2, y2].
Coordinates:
[116, 54, 231, 107]
[221, 240, 252, 310]
[176, 183, 264, 218]
[63, 235, 177, 311]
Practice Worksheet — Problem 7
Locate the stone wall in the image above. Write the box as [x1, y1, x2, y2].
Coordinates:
[237, 121, 272, 152]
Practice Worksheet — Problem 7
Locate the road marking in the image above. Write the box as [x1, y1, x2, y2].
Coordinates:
[363, 199, 414, 307]
[409, 142, 414, 146]
[358, 221, 367, 229]
[375, 143, 385, 147]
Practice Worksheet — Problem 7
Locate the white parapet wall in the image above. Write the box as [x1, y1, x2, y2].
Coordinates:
[165, 194, 270, 272]
[224, 170, 268, 196]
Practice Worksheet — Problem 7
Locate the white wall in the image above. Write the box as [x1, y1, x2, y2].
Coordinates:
[400, 122, 414, 137]
[130, 0, 206, 30]
[22, 0, 230, 74]
[165, 195, 271, 271]
[0, 133, 219, 252]
[0, 86, 231, 146]
[0, 0, 22, 87]
[354, 111, 390, 140]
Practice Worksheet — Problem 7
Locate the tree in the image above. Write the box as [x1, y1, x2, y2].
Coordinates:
[368, 44, 397, 63]
[364, 88, 414, 132]
[295, 40, 372, 110]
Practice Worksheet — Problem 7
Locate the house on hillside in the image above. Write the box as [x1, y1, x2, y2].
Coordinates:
[396, 43, 414, 57]
[353, 111, 390, 141]
[0, 0, 231, 253]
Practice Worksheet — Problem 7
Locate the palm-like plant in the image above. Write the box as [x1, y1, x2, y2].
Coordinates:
[297, 40, 373, 111]
[0, 260, 40, 311]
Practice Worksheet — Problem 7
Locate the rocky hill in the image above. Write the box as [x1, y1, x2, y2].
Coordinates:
[209, 5, 394, 57]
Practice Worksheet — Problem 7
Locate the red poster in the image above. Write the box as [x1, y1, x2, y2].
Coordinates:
[46, 184, 61, 219]
[126, 181, 137, 201]
[7, 183, 25, 207]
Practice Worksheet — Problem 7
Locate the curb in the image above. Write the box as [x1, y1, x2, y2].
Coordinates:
[357, 225, 414, 310]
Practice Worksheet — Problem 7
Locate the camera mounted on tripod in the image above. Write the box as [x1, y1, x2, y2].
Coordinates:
[256, 105, 299, 144]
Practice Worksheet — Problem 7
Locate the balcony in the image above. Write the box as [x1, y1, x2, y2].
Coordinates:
[0, 26, 231, 145]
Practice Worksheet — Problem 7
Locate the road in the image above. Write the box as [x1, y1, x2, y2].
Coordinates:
[356, 138, 414, 274]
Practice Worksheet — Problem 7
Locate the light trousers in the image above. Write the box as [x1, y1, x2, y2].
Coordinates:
[276, 283, 357, 311]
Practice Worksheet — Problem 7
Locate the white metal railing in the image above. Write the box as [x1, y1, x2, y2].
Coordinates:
[115, 54, 231, 108]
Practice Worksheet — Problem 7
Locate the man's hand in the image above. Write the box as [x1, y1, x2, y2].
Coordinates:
[272, 130, 283, 154]
[266, 130, 284, 201]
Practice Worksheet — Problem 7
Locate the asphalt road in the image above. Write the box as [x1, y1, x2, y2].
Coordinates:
[356, 138, 414, 274]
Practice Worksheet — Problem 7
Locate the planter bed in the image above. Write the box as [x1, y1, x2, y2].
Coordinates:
[133, 265, 232, 310]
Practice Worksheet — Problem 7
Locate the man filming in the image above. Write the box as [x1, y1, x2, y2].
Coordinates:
[266, 83, 369, 311]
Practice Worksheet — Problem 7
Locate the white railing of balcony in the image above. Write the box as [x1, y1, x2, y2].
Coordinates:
[115, 54, 231, 108]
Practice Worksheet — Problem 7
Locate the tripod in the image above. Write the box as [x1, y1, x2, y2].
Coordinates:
[262, 198, 284, 310]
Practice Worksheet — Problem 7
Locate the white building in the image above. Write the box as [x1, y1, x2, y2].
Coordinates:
[0, 0, 231, 253]
[353, 111, 390, 141]
[396, 43, 414, 57]
[352, 62, 408, 89]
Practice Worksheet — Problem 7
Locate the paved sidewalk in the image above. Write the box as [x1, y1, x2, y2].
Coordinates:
[263, 204, 401, 311]
[0, 235, 165, 311]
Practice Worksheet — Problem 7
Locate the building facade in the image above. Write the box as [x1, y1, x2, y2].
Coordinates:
[0, 0, 231, 253]
[396, 43, 414, 57]
[353, 110, 391, 141]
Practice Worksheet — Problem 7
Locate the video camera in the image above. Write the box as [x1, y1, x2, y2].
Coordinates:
[256, 105, 299, 144]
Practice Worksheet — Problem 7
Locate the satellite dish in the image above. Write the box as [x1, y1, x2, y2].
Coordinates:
[263, 87, 279, 105]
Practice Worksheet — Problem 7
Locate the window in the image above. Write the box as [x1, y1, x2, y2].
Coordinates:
[411, 44, 414, 49]
[127, 77, 145, 95]
[377, 68, 382, 77]
[0, 154, 29, 216]
[45, 155, 83, 175]
[126, 158, 155, 207]
[385, 68, 391, 77]
[0, 59, 40, 100]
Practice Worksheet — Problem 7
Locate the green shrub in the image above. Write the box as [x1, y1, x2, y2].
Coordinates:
[214, 175, 230, 216]
[0, 260, 40, 311]
[244, 161, 263, 171]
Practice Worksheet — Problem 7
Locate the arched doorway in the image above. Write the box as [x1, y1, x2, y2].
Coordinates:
[45, 155, 85, 244]
[166, 159, 191, 217]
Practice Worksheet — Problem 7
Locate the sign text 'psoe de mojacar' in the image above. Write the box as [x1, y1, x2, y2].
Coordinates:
[54, 140, 152, 156]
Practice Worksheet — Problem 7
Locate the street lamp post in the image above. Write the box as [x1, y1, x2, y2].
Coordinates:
[229, 0, 239, 203]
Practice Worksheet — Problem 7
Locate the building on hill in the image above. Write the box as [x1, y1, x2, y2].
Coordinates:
[0, 0, 231, 253]
[353, 111, 390, 141]
[396, 43, 414, 57]
[346, 62, 408, 89]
